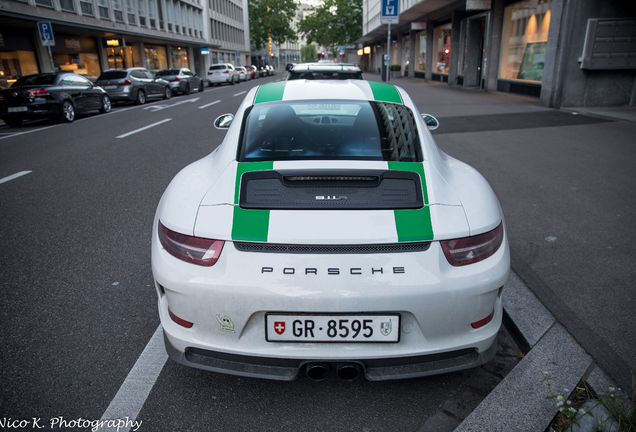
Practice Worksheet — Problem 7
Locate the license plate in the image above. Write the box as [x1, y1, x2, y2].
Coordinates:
[105, 85, 118, 89]
[266, 314, 400, 343]
[8, 107, 28, 113]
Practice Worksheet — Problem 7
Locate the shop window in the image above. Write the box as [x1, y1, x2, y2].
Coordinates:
[145, 45, 168, 70]
[434, 23, 451, 75]
[80, 0, 94, 15]
[0, 51, 39, 88]
[403, 34, 410, 73]
[171, 47, 188, 68]
[53, 53, 100, 82]
[414, 31, 426, 72]
[499, 0, 551, 82]
[211, 52, 218, 63]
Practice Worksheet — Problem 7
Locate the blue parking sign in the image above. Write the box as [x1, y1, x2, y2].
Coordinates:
[381, 0, 399, 24]
[37, 21, 55, 47]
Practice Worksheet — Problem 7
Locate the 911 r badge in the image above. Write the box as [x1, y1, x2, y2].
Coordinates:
[380, 320, 393, 336]
[216, 314, 235, 333]
[274, 321, 286, 335]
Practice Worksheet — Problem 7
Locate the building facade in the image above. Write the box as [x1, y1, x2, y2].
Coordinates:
[0, 0, 250, 87]
[358, 0, 636, 107]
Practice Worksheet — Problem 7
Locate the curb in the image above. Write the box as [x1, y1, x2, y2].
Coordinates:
[455, 270, 633, 431]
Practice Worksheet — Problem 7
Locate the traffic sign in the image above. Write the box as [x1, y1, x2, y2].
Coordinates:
[37, 21, 55, 47]
[338, 45, 345, 56]
[381, 0, 399, 24]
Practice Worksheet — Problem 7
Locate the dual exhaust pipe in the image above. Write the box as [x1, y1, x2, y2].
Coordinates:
[305, 362, 362, 381]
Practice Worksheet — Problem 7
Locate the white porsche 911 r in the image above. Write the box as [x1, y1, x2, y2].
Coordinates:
[151, 80, 510, 381]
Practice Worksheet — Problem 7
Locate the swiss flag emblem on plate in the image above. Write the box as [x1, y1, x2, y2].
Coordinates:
[274, 321, 286, 335]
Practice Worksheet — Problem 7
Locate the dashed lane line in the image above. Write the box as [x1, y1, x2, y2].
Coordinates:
[199, 100, 221, 109]
[99, 325, 167, 432]
[116, 118, 172, 138]
[233, 91, 247, 97]
[0, 171, 32, 184]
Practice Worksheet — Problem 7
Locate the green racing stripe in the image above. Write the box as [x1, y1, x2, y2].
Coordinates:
[389, 161, 434, 242]
[367, 81, 403, 104]
[231, 161, 274, 242]
[254, 81, 286, 104]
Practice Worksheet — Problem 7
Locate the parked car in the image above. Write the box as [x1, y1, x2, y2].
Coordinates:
[266, 65, 276, 75]
[246, 66, 258, 79]
[95, 67, 171, 105]
[0, 72, 111, 127]
[235, 66, 250, 82]
[285, 63, 297, 71]
[207, 63, 237, 86]
[257, 66, 268, 78]
[152, 79, 510, 382]
[287, 63, 364, 80]
[156, 68, 205, 95]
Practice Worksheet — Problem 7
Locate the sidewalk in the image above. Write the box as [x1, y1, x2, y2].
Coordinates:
[368, 73, 636, 431]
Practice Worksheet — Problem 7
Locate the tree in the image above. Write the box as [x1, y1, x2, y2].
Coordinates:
[301, 44, 317, 62]
[248, 0, 298, 52]
[298, 0, 362, 53]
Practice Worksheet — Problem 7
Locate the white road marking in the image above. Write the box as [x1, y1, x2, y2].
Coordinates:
[0, 123, 63, 140]
[117, 118, 172, 138]
[199, 100, 222, 109]
[99, 325, 167, 432]
[143, 97, 201, 112]
[233, 91, 247, 97]
[0, 171, 32, 184]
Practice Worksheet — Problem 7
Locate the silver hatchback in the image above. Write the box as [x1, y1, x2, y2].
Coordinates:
[155, 68, 205, 95]
[95, 67, 172, 104]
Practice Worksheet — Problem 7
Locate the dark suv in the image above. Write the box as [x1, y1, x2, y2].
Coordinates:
[95, 67, 171, 104]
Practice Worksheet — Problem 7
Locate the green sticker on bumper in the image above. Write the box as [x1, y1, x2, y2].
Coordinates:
[232, 162, 274, 242]
[389, 161, 433, 242]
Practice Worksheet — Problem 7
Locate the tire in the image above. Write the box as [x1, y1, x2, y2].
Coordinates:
[4, 118, 22, 127]
[163, 86, 172, 100]
[208, 81, 213, 87]
[135, 89, 146, 105]
[230, 77, 234, 86]
[198, 80, 204, 92]
[184, 84, 190, 95]
[60, 100, 75, 123]
[99, 95, 112, 113]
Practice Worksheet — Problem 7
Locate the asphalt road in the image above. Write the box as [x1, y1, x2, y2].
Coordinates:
[0, 74, 520, 432]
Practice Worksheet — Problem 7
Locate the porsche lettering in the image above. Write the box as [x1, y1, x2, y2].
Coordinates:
[261, 267, 405, 274]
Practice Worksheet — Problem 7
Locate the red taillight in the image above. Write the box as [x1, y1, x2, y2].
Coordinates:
[471, 309, 495, 329]
[168, 307, 193, 328]
[119, 79, 132, 86]
[28, 89, 50, 97]
[441, 223, 504, 266]
[158, 221, 224, 267]
[222, 70, 229, 74]
[169, 77, 181, 82]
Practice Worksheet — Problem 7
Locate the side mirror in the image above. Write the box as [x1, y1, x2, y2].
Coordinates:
[421, 114, 439, 130]
[214, 113, 234, 129]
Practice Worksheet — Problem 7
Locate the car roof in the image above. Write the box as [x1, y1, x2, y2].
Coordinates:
[290, 63, 362, 73]
[252, 80, 403, 105]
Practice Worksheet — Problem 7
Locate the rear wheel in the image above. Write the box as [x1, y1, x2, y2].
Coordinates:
[184, 84, 190, 95]
[163, 86, 172, 100]
[135, 89, 146, 105]
[60, 100, 75, 123]
[198, 80, 204, 92]
[230, 77, 234, 85]
[99, 95, 112, 113]
[4, 118, 22, 127]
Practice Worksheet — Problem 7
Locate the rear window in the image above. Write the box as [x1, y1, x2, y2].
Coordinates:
[97, 71, 128, 80]
[238, 101, 422, 162]
[157, 69, 181, 76]
[13, 74, 57, 86]
[209, 65, 227, 71]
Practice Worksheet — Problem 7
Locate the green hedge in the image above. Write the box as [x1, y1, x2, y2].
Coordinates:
[389, 65, 401, 71]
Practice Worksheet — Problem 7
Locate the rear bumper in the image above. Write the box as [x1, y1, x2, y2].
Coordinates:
[164, 329, 498, 381]
[1, 103, 63, 120]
